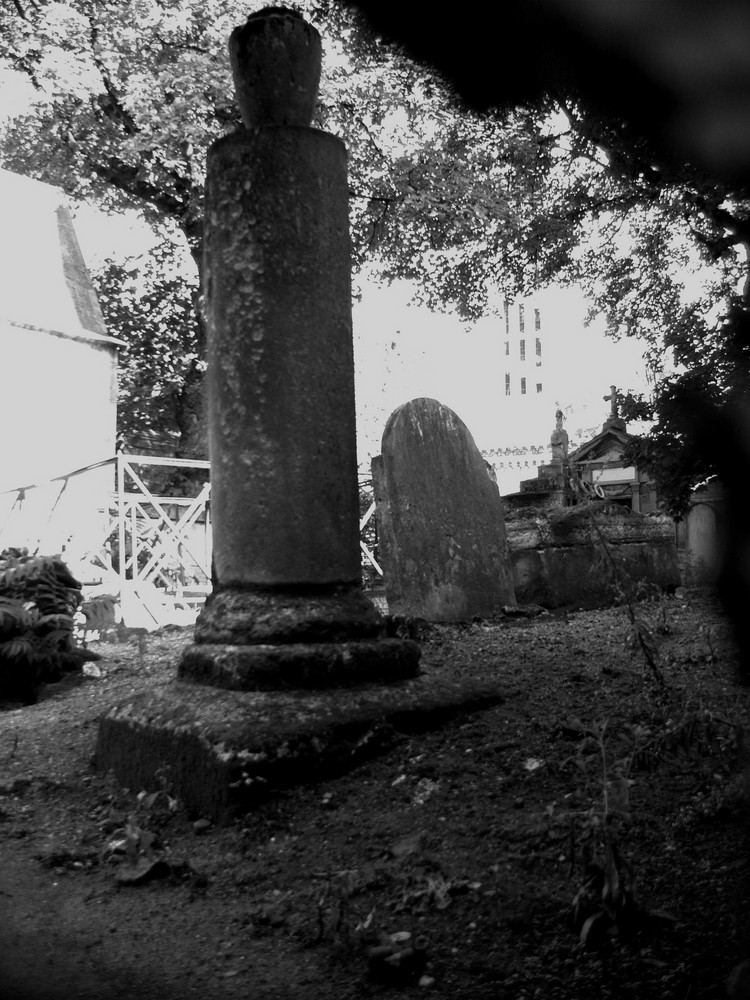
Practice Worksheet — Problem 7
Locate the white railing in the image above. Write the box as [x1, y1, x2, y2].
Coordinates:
[0, 454, 383, 628]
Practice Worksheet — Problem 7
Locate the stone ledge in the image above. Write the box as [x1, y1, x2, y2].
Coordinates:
[506, 504, 676, 549]
[94, 674, 504, 823]
[179, 637, 421, 690]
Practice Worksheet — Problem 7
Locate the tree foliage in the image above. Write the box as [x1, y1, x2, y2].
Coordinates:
[90, 237, 202, 461]
[551, 106, 750, 514]
[2, 1, 750, 512]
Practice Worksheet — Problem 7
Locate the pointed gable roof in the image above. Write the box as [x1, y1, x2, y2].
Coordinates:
[0, 169, 121, 346]
[568, 423, 634, 465]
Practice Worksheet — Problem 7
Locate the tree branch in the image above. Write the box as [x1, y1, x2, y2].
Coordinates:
[4, 1, 44, 90]
[155, 33, 208, 55]
[88, 155, 186, 219]
[86, 14, 138, 135]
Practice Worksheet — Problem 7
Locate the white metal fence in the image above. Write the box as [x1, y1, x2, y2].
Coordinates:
[0, 454, 382, 629]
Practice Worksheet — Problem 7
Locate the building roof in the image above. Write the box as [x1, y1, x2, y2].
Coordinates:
[568, 422, 634, 465]
[0, 169, 122, 346]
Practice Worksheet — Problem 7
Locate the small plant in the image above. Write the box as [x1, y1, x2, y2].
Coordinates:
[582, 510, 668, 689]
[632, 581, 673, 636]
[567, 718, 643, 946]
[697, 623, 717, 665]
[75, 594, 118, 644]
[616, 582, 666, 689]
[100, 773, 179, 883]
[0, 547, 99, 702]
[314, 869, 364, 950]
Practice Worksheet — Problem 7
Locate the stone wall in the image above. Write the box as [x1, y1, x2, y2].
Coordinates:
[505, 502, 680, 608]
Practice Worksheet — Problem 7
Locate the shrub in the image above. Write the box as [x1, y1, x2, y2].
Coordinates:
[0, 547, 95, 703]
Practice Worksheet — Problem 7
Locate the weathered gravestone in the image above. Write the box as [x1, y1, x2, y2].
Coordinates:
[373, 398, 517, 620]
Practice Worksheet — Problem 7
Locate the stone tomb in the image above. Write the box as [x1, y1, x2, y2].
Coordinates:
[505, 502, 680, 608]
[373, 398, 517, 620]
[503, 403, 680, 607]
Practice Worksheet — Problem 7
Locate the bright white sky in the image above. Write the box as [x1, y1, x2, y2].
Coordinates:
[0, 62, 654, 493]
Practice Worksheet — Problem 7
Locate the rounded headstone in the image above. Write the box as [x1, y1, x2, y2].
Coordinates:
[373, 398, 517, 621]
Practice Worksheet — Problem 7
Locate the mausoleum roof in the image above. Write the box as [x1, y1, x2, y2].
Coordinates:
[568, 424, 634, 465]
[0, 169, 122, 347]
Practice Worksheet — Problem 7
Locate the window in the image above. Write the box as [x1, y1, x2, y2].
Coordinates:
[521, 377, 527, 395]
[505, 373, 511, 396]
[534, 308, 541, 331]
[519, 304, 525, 332]
[536, 337, 542, 357]
[504, 340, 509, 356]
[536, 382, 543, 393]
[504, 299, 510, 335]
[519, 339, 526, 361]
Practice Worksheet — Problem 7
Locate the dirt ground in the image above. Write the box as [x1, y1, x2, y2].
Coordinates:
[1, 592, 749, 1000]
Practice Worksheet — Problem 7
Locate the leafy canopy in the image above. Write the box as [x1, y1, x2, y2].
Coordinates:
[2, 1, 750, 511]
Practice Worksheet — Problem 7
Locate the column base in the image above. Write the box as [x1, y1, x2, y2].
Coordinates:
[180, 638, 420, 690]
[179, 585, 421, 691]
[94, 676, 504, 823]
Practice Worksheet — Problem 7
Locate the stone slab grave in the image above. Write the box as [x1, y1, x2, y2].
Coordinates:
[505, 502, 680, 607]
[373, 397, 517, 620]
[94, 10, 504, 822]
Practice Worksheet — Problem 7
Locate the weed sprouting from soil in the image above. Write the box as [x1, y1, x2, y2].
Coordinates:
[582, 506, 668, 689]
[562, 647, 746, 951]
[98, 767, 179, 876]
[563, 718, 642, 946]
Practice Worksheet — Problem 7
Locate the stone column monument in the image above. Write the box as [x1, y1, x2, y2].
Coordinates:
[177, 8, 418, 688]
[95, 11, 517, 824]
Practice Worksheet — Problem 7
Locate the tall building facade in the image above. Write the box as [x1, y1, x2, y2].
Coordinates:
[502, 297, 545, 403]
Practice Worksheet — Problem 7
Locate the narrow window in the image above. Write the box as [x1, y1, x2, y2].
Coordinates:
[535, 337, 542, 357]
[504, 299, 510, 336]
[519, 339, 526, 362]
[521, 377, 527, 395]
[504, 340, 509, 356]
[519, 304, 525, 332]
[536, 382, 543, 393]
[534, 308, 541, 331]
[505, 373, 511, 396]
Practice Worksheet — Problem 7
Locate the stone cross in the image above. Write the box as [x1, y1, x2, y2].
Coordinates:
[178, 7, 419, 689]
[603, 384, 619, 420]
[602, 384, 627, 431]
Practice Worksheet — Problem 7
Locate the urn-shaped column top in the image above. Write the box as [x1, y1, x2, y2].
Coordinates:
[229, 6, 322, 128]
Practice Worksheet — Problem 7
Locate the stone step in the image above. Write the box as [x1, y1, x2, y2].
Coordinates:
[95, 674, 505, 823]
